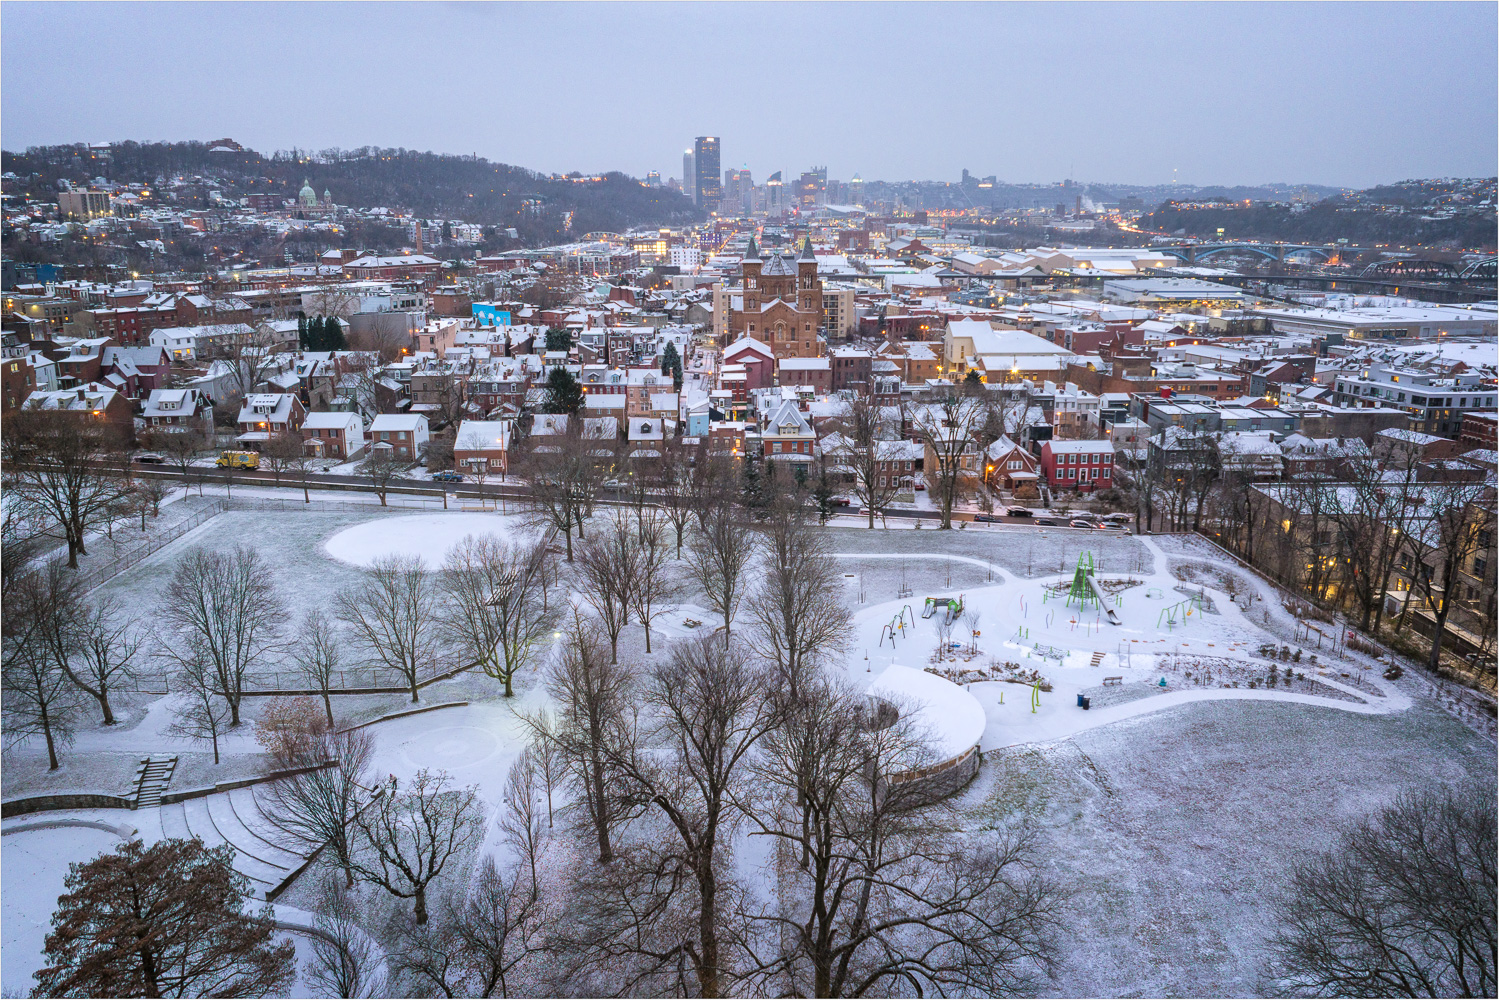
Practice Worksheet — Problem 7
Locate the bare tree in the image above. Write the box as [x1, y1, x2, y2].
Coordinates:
[745, 501, 853, 694]
[307, 876, 385, 999]
[744, 676, 1063, 997]
[839, 392, 902, 529]
[577, 513, 640, 663]
[1399, 484, 1496, 671]
[142, 426, 209, 483]
[655, 440, 700, 558]
[358, 446, 405, 506]
[351, 768, 482, 924]
[1269, 782, 1495, 998]
[207, 321, 291, 397]
[1, 504, 48, 602]
[259, 430, 303, 484]
[687, 454, 738, 532]
[396, 848, 549, 1000]
[911, 392, 986, 529]
[335, 553, 445, 703]
[127, 476, 172, 531]
[686, 500, 757, 637]
[159, 545, 285, 726]
[1329, 455, 1426, 632]
[441, 534, 558, 697]
[499, 751, 546, 892]
[64, 595, 146, 726]
[262, 726, 375, 889]
[573, 635, 777, 998]
[630, 510, 678, 654]
[289, 608, 342, 728]
[168, 642, 234, 764]
[527, 617, 636, 863]
[2, 562, 85, 769]
[2, 409, 133, 567]
[521, 425, 603, 560]
[528, 709, 564, 829]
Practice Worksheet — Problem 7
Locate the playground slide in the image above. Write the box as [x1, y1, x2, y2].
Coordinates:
[1086, 574, 1122, 625]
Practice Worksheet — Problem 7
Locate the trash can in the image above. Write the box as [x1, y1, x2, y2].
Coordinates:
[1082, 696, 1091, 710]
[1076, 693, 1085, 707]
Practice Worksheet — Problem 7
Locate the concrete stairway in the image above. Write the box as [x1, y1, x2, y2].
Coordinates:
[156, 782, 320, 900]
[134, 757, 177, 809]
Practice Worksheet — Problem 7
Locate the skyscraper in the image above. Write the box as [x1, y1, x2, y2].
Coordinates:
[694, 136, 722, 210]
[683, 150, 696, 206]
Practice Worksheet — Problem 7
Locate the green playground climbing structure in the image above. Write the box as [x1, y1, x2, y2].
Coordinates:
[922, 594, 965, 623]
[1065, 551, 1122, 626]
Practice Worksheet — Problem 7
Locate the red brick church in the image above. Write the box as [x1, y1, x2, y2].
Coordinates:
[730, 237, 823, 359]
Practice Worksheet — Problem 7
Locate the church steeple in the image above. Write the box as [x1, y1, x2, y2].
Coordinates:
[743, 235, 761, 262]
[798, 236, 816, 261]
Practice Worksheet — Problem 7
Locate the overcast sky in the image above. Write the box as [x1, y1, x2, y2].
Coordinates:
[4, 2, 1495, 189]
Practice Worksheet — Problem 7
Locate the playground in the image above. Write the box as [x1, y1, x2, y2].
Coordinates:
[841, 534, 1411, 753]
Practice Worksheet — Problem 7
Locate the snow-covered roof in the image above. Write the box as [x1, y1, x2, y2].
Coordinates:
[302, 411, 361, 431]
[455, 420, 511, 450]
[866, 664, 986, 762]
[369, 413, 427, 432]
[1046, 440, 1115, 454]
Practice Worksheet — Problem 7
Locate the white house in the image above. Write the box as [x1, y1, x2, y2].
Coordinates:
[368, 413, 430, 459]
[301, 410, 365, 460]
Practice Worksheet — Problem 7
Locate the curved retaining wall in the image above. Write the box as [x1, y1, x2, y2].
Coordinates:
[1, 792, 135, 818]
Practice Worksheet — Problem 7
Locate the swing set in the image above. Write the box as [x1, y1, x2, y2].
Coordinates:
[1156, 593, 1205, 631]
[879, 605, 917, 647]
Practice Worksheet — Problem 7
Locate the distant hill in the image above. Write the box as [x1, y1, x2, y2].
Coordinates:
[1, 141, 703, 243]
[1139, 178, 1497, 250]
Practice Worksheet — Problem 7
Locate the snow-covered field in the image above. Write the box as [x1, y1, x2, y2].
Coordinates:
[324, 511, 534, 569]
[4, 504, 1493, 996]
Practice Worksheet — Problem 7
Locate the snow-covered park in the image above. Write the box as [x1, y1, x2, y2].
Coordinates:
[3, 502, 1494, 997]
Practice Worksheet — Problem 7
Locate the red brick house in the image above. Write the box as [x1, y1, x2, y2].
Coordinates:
[1040, 440, 1115, 493]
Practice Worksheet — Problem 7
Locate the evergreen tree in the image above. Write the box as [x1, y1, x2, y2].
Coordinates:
[544, 327, 572, 353]
[963, 369, 985, 390]
[297, 315, 309, 350]
[662, 341, 684, 391]
[307, 315, 326, 352]
[544, 365, 584, 415]
[323, 316, 346, 351]
[741, 455, 764, 513]
[813, 465, 835, 524]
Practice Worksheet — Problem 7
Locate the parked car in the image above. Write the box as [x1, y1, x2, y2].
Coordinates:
[974, 513, 1001, 523]
[602, 478, 627, 492]
[829, 496, 852, 507]
[134, 452, 166, 465]
[1101, 512, 1132, 523]
[431, 471, 464, 483]
[1070, 518, 1103, 529]
[1006, 506, 1033, 517]
[1035, 517, 1059, 526]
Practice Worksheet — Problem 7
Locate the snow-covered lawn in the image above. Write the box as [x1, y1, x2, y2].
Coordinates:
[960, 698, 1495, 997]
[7, 505, 1494, 995]
[2, 825, 123, 996]
[324, 511, 535, 569]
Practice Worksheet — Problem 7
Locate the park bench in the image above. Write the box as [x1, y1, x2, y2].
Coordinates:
[683, 618, 703, 628]
[1102, 676, 1123, 686]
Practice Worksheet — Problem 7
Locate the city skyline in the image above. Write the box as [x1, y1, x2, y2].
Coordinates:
[3, 2, 1495, 188]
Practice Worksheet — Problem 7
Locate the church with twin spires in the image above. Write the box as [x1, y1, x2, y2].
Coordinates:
[728, 236, 823, 359]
